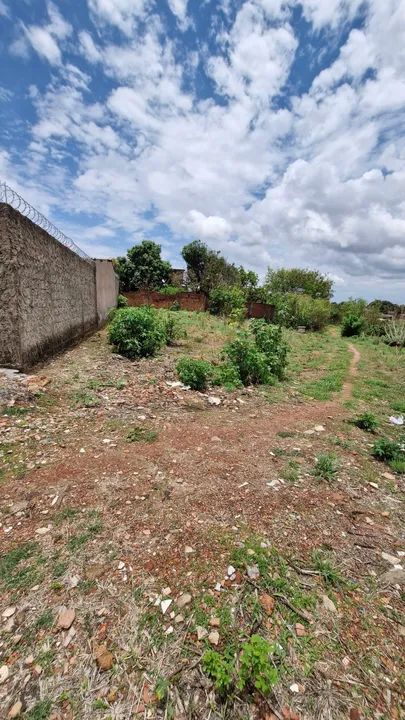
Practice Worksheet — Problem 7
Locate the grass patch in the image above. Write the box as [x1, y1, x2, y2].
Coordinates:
[0, 542, 43, 592]
[311, 550, 347, 589]
[127, 426, 157, 443]
[1, 405, 31, 416]
[313, 453, 339, 481]
[25, 699, 52, 720]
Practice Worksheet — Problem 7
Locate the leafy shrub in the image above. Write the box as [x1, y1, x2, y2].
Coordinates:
[212, 362, 242, 390]
[163, 312, 180, 345]
[383, 320, 405, 347]
[176, 357, 213, 390]
[202, 650, 234, 694]
[159, 285, 184, 296]
[117, 294, 128, 308]
[209, 286, 246, 321]
[108, 307, 166, 359]
[224, 333, 271, 386]
[313, 453, 339, 481]
[341, 314, 364, 337]
[353, 412, 378, 433]
[250, 320, 288, 379]
[389, 458, 405, 474]
[237, 635, 278, 695]
[127, 426, 157, 443]
[273, 293, 331, 331]
[372, 438, 403, 462]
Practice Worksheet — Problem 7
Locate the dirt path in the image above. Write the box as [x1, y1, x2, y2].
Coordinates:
[341, 342, 361, 400]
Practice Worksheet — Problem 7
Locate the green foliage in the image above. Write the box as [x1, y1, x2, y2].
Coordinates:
[108, 307, 167, 359]
[250, 320, 289, 379]
[115, 240, 172, 292]
[176, 357, 213, 390]
[202, 650, 235, 693]
[272, 293, 331, 331]
[311, 550, 346, 588]
[313, 453, 339, 481]
[209, 286, 246, 320]
[341, 313, 365, 337]
[127, 426, 157, 443]
[224, 333, 271, 386]
[353, 412, 378, 433]
[389, 458, 405, 474]
[159, 285, 184, 296]
[25, 700, 52, 720]
[238, 635, 278, 695]
[163, 312, 181, 345]
[212, 362, 242, 390]
[154, 677, 170, 704]
[372, 438, 404, 462]
[117, 294, 128, 308]
[383, 320, 405, 347]
[0, 542, 42, 591]
[181, 240, 240, 295]
[265, 267, 333, 300]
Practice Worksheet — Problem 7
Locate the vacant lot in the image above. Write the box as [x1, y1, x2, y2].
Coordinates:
[1, 313, 404, 720]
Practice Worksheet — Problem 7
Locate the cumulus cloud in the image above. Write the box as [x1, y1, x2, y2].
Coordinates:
[13, 2, 72, 65]
[2, 0, 405, 299]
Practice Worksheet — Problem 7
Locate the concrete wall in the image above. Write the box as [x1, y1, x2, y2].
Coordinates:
[0, 203, 117, 370]
[95, 259, 119, 324]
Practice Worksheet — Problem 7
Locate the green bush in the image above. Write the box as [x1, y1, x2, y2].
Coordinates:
[162, 312, 181, 345]
[209, 286, 246, 321]
[237, 635, 278, 695]
[108, 307, 167, 359]
[353, 412, 379, 433]
[202, 650, 234, 694]
[372, 438, 403, 462]
[117, 294, 128, 308]
[341, 314, 364, 337]
[313, 453, 339, 481]
[176, 357, 213, 390]
[383, 320, 405, 347]
[159, 285, 183, 296]
[224, 333, 271, 386]
[250, 320, 288, 379]
[273, 293, 330, 331]
[212, 362, 242, 390]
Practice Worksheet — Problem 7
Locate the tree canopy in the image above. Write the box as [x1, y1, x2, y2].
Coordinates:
[181, 240, 240, 294]
[265, 267, 333, 300]
[115, 240, 172, 292]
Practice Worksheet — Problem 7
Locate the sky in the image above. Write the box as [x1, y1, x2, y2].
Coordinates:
[1, 0, 404, 302]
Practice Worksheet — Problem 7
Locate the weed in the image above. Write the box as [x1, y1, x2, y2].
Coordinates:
[313, 453, 339, 481]
[37, 649, 56, 674]
[0, 542, 43, 591]
[353, 412, 378, 432]
[73, 390, 100, 408]
[54, 506, 79, 525]
[238, 635, 279, 695]
[277, 430, 295, 438]
[108, 306, 167, 359]
[372, 438, 404, 462]
[52, 560, 68, 578]
[35, 609, 54, 630]
[67, 513, 102, 551]
[127, 426, 157, 443]
[92, 699, 109, 710]
[202, 649, 235, 693]
[25, 699, 52, 720]
[312, 550, 346, 588]
[281, 459, 300, 483]
[176, 357, 213, 390]
[1, 405, 31, 416]
[389, 457, 405, 474]
[155, 677, 170, 704]
[211, 362, 242, 390]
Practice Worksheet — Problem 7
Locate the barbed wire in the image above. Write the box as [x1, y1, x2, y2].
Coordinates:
[0, 181, 92, 262]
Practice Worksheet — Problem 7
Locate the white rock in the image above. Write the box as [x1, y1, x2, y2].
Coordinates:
[314, 425, 326, 432]
[165, 626, 174, 636]
[208, 630, 220, 646]
[176, 593, 192, 608]
[247, 565, 260, 580]
[2, 607, 16, 620]
[227, 565, 236, 577]
[321, 594, 337, 613]
[184, 546, 194, 554]
[266, 479, 281, 488]
[208, 396, 221, 406]
[118, 561, 126, 570]
[381, 552, 401, 566]
[290, 683, 300, 693]
[196, 626, 208, 641]
[161, 599, 172, 615]
[0, 665, 9, 684]
[35, 525, 52, 535]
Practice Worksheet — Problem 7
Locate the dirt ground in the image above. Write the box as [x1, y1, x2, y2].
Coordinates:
[0, 323, 404, 720]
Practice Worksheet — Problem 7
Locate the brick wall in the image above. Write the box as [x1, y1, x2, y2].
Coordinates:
[124, 290, 208, 312]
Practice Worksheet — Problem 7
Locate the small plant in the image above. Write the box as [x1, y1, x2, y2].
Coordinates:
[389, 457, 405, 474]
[202, 649, 235, 693]
[25, 699, 52, 720]
[313, 453, 339, 481]
[108, 307, 167, 359]
[224, 333, 270, 386]
[211, 362, 242, 390]
[341, 314, 364, 337]
[371, 438, 402, 462]
[353, 412, 378, 433]
[2, 405, 30, 416]
[312, 550, 346, 588]
[127, 426, 157, 443]
[117, 294, 128, 308]
[251, 320, 289, 379]
[238, 635, 278, 695]
[383, 320, 405, 347]
[73, 390, 100, 408]
[176, 357, 213, 391]
[163, 312, 180, 345]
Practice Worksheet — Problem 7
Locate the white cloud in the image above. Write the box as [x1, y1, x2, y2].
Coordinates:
[78, 30, 102, 63]
[0, 1, 9, 17]
[185, 210, 233, 240]
[20, 3, 72, 65]
[87, 0, 152, 35]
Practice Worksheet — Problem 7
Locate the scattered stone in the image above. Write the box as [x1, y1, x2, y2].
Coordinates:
[208, 630, 220, 646]
[314, 425, 326, 432]
[8, 701, 22, 718]
[3, 618, 15, 633]
[196, 626, 208, 641]
[118, 561, 125, 570]
[85, 564, 105, 581]
[369, 482, 379, 489]
[65, 574, 80, 589]
[161, 599, 172, 615]
[289, 683, 300, 694]
[63, 626, 76, 648]
[210, 617, 220, 627]
[207, 396, 221, 406]
[175, 614, 184, 624]
[349, 709, 361, 720]
[2, 607, 16, 620]
[260, 593, 275, 616]
[266, 479, 281, 488]
[295, 623, 306, 637]
[246, 564, 260, 580]
[184, 546, 194, 554]
[379, 569, 405, 586]
[95, 645, 114, 671]
[57, 608, 75, 630]
[382, 472, 395, 481]
[165, 626, 174, 636]
[107, 688, 118, 704]
[321, 594, 337, 613]
[227, 565, 236, 577]
[32, 664, 42, 677]
[0, 665, 9, 684]
[342, 656, 351, 669]
[24, 655, 34, 666]
[9, 501, 29, 515]
[381, 552, 402, 567]
[35, 525, 52, 535]
[176, 593, 192, 609]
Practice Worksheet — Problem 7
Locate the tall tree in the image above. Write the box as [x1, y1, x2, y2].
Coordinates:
[265, 268, 333, 300]
[182, 240, 240, 294]
[115, 240, 172, 292]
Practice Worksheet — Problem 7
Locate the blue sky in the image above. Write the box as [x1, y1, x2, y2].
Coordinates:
[1, 0, 404, 301]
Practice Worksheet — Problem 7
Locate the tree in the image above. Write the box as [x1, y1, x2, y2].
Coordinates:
[182, 240, 240, 294]
[115, 240, 172, 292]
[265, 268, 333, 300]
